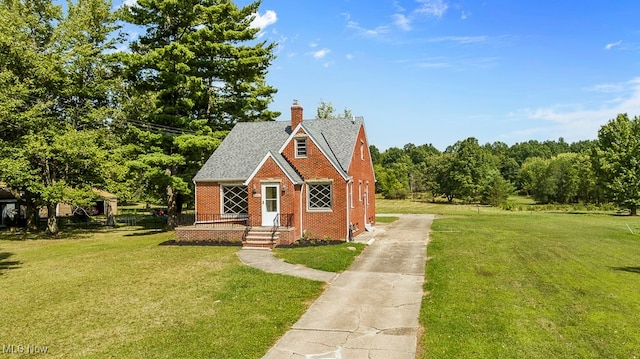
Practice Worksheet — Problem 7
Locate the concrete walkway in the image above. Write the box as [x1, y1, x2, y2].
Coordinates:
[239, 214, 435, 359]
[237, 248, 338, 283]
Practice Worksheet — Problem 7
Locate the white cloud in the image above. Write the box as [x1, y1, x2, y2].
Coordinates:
[346, 54, 354, 60]
[389, 0, 450, 33]
[392, 0, 406, 12]
[428, 35, 487, 44]
[250, 10, 277, 30]
[271, 34, 288, 54]
[408, 56, 452, 69]
[393, 13, 412, 31]
[585, 82, 626, 93]
[461, 11, 470, 20]
[122, 0, 137, 7]
[521, 77, 640, 141]
[309, 41, 318, 48]
[347, 20, 390, 37]
[414, 0, 448, 18]
[312, 48, 331, 59]
[403, 54, 498, 70]
[417, 61, 452, 69]
[604, 40, 622, 50]
[347, 1, 455, 38]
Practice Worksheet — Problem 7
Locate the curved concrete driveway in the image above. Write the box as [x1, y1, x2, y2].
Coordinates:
[262, 214, 434, 359]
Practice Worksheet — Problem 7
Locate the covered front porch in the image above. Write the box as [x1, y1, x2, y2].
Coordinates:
[175, 213, 296, 248]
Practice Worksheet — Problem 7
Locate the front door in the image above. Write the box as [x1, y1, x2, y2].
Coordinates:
[261, 184, 280, 226]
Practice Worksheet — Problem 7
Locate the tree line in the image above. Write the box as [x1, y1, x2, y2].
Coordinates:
[373, 113, 640, 215]
[0, 0, 277, 234]
[3, 0, 640, 237]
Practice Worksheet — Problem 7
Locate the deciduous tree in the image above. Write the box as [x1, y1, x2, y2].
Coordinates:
[0, 0, 121, 234]
[480, 170, 514, 207]
[316, 99, 352, 119]
[445, 137, 499, 203]
[592, 114, 640, 215]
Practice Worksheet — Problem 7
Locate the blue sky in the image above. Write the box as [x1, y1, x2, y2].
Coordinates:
[123, 0, 640, 151]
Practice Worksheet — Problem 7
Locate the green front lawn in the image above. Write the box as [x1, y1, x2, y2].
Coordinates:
[273, 242, 366, 272]
[420, 211, 640, 358]
[376, 196, 503, 216]
[375, 215, 400, 223]
[4, 197, 639, 358]
[0, 229, 323, 358]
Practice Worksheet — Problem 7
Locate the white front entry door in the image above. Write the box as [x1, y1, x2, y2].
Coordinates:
[261, 184, 280, 226]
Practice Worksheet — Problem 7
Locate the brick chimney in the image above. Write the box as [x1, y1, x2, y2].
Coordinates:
[291, 100, 303, 129]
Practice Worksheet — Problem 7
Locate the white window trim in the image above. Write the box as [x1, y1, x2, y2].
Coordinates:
[220, 184, 249, 215]
[295, 137, 308, 158]
[365, 183, 369, 205]
[307, 182, 333, 212]
[349, 182, 354, 208]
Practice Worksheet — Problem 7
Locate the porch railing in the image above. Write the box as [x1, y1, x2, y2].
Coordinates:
[279, 213, 294, 227]
[267, 213, 294, 228]
[194, 213, 250, 227]
[191, 213, 293, 228]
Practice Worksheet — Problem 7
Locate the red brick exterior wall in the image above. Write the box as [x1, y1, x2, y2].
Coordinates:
[175, 226, 296, 245]
[192, 122, 376, 242]
[175, 227, 243, 244]
[246, 156, 299, 237]
[347, 125, 376, 237]
[282, 128, 350, 240]
[195, 182, 221, 216]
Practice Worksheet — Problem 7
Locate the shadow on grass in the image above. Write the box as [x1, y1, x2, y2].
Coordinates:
[118, 218, 167, 235]
[0, 252, 21, 275]
[124, 229, 166, 237]
[158, 240, 241, 247]
[0, 226, 103, 241]
[610, 266, 640, 274]
[0, 215, 167, 241]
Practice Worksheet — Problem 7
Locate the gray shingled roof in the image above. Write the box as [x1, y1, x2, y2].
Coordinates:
[268, 151, 304, 183]
[302, 117, 363, 174]
[193, 118, 364, 183]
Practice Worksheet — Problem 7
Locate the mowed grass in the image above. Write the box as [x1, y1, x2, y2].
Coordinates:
[377, 196, 502, 216]
[0, 229, 324, 358]
[420, 211, 640, 358]
[375, 215, 400, 223]
[273, 242, 366, 272]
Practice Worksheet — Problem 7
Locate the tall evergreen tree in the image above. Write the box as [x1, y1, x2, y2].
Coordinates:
[120, 0, 279, 229]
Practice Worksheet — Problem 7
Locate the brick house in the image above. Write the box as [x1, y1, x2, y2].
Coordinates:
[176, 101, 376, 247]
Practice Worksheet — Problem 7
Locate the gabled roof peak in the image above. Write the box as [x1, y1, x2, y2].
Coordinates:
[193, 117, 365, 182]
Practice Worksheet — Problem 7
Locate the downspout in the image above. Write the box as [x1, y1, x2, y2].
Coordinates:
[346, 179, 351, 241]
[299, 182, 305, 239]
[364, 182, 368, 226]
[192, 180, 197, 225]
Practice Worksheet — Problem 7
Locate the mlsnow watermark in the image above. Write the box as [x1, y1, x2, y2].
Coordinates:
[2, 344, 49, 354]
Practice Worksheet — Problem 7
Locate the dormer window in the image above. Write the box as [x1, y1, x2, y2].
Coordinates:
[295, 137, 307, 158]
